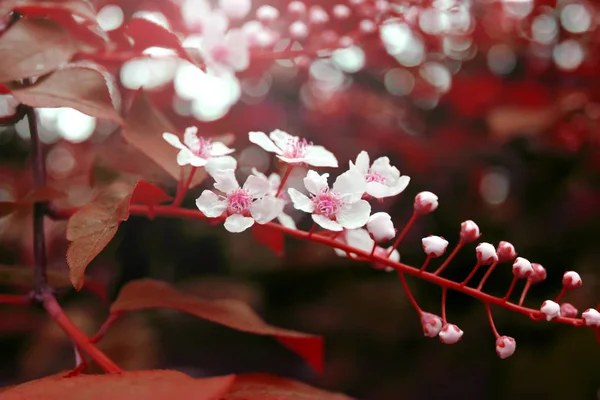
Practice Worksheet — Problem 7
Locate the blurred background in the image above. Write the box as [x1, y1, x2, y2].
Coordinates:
[1, 0, 600, 398]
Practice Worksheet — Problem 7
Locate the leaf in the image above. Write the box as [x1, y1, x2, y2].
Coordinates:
[129, 180, 172, 208]
[224, 374, 354, 400]
[110, 279, 324, 374]
[0, 0, 97, 22]
[66, 182, 133, 291]
[9, 61, 123, 124]
[0, 18, 76, 83]
[122, 90, 206, 188]
[126, 17, 183, 53]
[251, 224, 284, 256]
[1, 370, 235, 400]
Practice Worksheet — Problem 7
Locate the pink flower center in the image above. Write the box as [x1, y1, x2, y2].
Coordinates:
[226, 189, 253, 215]
[311, 190, 342, 219]
[283, 137, 312, 159]
[365, 169, 386, 184]
[189, 137, 213, 159]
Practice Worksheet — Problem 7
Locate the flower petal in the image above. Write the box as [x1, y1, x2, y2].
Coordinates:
[195, 190, 227, 217]
[304, 170, 329, 195]
[249, 131, 282, 154]
[287, 188, 314, 213]
[269, 129, 293, 150]
[366, 182, 390, 199]
[276, 155, 306, 165]
[312, 214, 343, 231]
[205, 156, 237, 177]
[210, 141, 236, 156]
[303, 145, 338, 168]
[333, 169, 366, 201]
[277, 213, 297, 229]
[212, 169, 239, 193]
[224, 214, 255, 233]
[183, 126, 200, 150]
[337, 200, 371, 229]
[353, 151, 370, 174]
[178, 148, 206, 167]
[163, 133, 187, 150]
[387, 175, 410, 196]
[250, 196, 285, 224]
[243, 175, 271, 198]
[345, 228, 375, 253]
[371, 156, 399, 181]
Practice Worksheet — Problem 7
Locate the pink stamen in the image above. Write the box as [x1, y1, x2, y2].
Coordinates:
[284, 137, 312, 159]
[365, 169, 386, 184]
[226, 189, 252, 215]
[311, 190, 341, 219]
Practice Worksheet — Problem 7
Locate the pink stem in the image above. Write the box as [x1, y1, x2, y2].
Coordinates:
[503, 277, 518, 301]
[555, 288, 567, 303]
[172, 167, 197, 207]
[518, 279, 532, 306]
[387, 211, 418, 256]
[477, 261, 498, 291]
[419, 256, 432, 273]
[461, 262, 482, 286]
[276, 165, 294, 198]
[441, 287, 448, 323]
[486, 303, 500, 338]
[397, 271, 422, 315]
[434, 241, 464, 276]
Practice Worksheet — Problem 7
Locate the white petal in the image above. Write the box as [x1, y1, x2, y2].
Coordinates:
[250, 196, 285, 224]
[337, 200, 371, 229]
[387, 175, 410, 196]
[163, 133, 187, 150]
[210, 141, 236, 156]
[277, 213, 297, 229]
[345, 228, 375, 253]
[205, 156, 237, 177]
[287, 188, 314, 213]
[178, 148, 205, 167]
[195, 190, 227, 217]
[371, 156, 399, 181]
[212, 169, 239, 193]
[225, 29, 249, 71]
[304, 170, 329, 195]
[189, 154, 209, 167]
[312, 214, 343, 231]
[267, 173, 281, 192]
[277, 155, 306, 164]
[303, 145, 338, 168]
[354, 151, 370, 174]
[269, 129, 293, 150]
[333, 169, 366, 200]
[366, 182, 391, 199]
[249, 131, 282, 154]
[183, 126, 199, 149]
[334, 247, 348, 258]
[250, 167, 268, 180]
[224, 214, 255, 232]
[243, 175, 271, 198]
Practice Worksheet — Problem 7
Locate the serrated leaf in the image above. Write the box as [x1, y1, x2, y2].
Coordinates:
[129, 180, 172, 208]
[109, 279, 324, 374]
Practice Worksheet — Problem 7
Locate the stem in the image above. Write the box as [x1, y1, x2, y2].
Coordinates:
[486, 303, 500, 338]
[172, 167, 197, 207]
[503, 277, 518, 301]
[441, 287, 448, 323]
[387, 211, 418, 256]
[397, 271, 422, 314]
[91, 313, 122, 343]
[518, 279, 532, 306]
[555, 288, 567, 303]
[276, 165, 294, 198]
[477, 261, 498, 291]
[419, 255, 432, 273]
[369, 241, 377, 258]
[308, 223, 318, 238]
[0, 294, 31, 305]
[460, 262, 481, 286]
[434, 241, 464, 276]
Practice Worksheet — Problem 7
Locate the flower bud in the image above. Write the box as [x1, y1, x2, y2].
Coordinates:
[439, 323, 463, 344]
[371, 246, 398, 272]
[512, 257, 533, 279]
[476, 242, 498, 265]
[420, 312, 443, 338]
[562, 271, 582, 290]
[367, 212, 395, 242]
[581, 308, 600, 327]
[530, 263, 547, 283]
[460, 220, 481, 243]
[495, 336, 516, 359]
[496, 241, 517, 263]
[421, 235, 449, 258]
[559, 303, 578, 318]
[540, 300, 561, 321]
[414, 191, 438, 215]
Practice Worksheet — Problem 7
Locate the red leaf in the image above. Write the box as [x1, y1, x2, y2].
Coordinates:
[9, 62, 123, 124]
[0, 0, 97, 22]
[224, 374, 353, 400]
[1, 370, 234, 400]
[110, 279, 324, 374]
[122, 90, 207, 188]
[66, 182, 133, 291]
[129, 180, 172, 208]
[0, 18, 76, 83]
[126, 17, 183, 53]
[251, 224, 284, 256]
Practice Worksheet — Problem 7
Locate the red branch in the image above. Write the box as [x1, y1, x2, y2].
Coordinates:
[0, 294, 31, 306]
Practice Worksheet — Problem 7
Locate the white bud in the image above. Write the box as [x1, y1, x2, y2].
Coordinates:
[256, 5, 279, 22]
[562, 271, 582, 289]
[414, 191, 438, 215]
[540, 300, 561, 321]
[439, 324, 463, 344]
[560, 303, 578, 318]
[530, 263, 547, 283]
[496, 241, 517, 263]
[460, 220, 481, 243]
[421, 235, 449, 258]
[512, 257, 533, 279]
[371, 246, 398, 272]
[367, 212, 395, 242]
[495, 336, 516, 359]
[420, 312, 443, 337]
[581, 308, 600, 327]
[476, 242, 498, 265]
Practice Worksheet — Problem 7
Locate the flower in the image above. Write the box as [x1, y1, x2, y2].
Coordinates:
[422, 235, 449, 257]
[195, 169, 284, 233]
[249, 129, 338, 167]
[163, 127, 236, 175]
[366, 212, 395, 242]
[495, 336, 516, 359]
[251, 168, 296, 229]
[288, 169, 370, 231]
[439, 324, 463, 344]
[420, 312, 443, 337]
[349, 151, 410, 198]
[200, 27, 250, 75]
[414, 191, 438, 215]
[540, 300, 561, 321]
[332, 228, 399, 272]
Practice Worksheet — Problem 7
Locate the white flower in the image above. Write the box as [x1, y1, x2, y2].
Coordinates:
[422, 235, 448, 258]
[562, 271, 582, 289]
[200, 26, 250, 75]
[332, 228, 398, 271]
[288, 169, 370, 231]
[476, 242, 498, 265]
[367, 212, 395, 242]
[495, 336, 516, 359]
[195, 169, 285, 233]
[540, 300, 561, 321]
[512, 257, 533, 279]
[163, 127, 236, 175]
[251, 168, 296, 229]
[420, 312, 443, 338]
[439, 324, 463, 344]
[249, 129, 338, 167]
[581, 308, 600, 327]
[349, 151, 410, 198]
